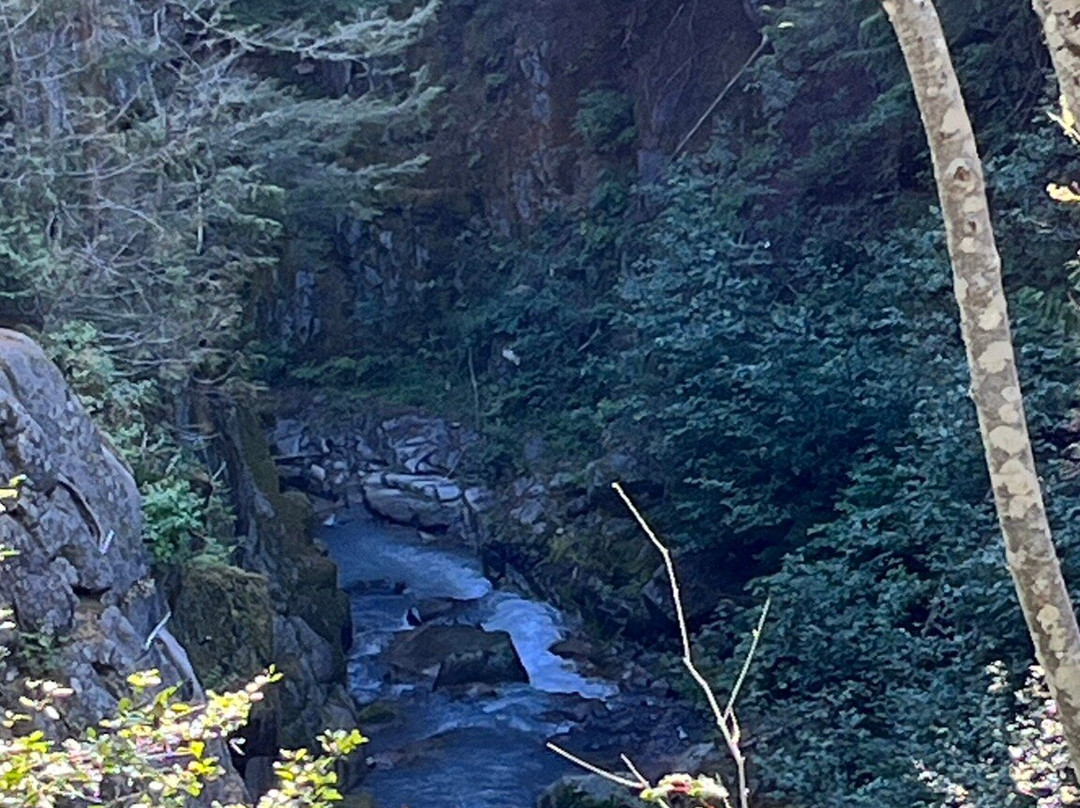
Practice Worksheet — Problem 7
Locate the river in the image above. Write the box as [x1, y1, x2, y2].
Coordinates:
[321, 512, 618, 808]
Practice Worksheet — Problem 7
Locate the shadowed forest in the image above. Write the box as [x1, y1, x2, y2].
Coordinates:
[3, 0, 1080, 807]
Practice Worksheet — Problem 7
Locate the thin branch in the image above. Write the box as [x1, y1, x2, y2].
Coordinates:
[612, 483, 722, 723]
[546, 486, 768, 808]
[612, 482, 764, 808]
[724, 596, 770, 721]
[545, 742, 645, 789]
[620, 753, 650, 788]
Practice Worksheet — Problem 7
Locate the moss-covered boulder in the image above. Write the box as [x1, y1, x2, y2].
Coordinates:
[189, 396, 358, 759]
[172, 561, 274, 690]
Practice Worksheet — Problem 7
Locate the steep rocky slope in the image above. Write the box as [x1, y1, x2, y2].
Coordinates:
[0, 330, 359, 796]
[0, 329, 196, 731]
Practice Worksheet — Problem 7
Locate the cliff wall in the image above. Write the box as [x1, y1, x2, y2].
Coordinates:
[0, 329, 198, 730]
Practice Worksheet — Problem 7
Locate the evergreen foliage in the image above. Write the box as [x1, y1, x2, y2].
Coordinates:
[0, 0, 435, 387]
[0, 0, 436, 564]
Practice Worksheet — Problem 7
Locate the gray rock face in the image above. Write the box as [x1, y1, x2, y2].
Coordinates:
[0, 329, 185, 731]
[264, 405, 494, 545]
[380, 415, 468, 474]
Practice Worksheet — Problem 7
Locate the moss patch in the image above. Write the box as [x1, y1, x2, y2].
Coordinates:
[172, 560, 274, 691]
[355, 701, 398, 725]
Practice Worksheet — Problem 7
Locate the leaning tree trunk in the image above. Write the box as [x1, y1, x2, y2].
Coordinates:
[882, 0, 1080, 774]
[1032, 0, 1080, 121]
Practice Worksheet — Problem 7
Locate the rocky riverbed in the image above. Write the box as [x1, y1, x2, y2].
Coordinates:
[267, 402, 727, 808]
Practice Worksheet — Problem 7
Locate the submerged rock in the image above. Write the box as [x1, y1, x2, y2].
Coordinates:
[434, 642, 529, 690]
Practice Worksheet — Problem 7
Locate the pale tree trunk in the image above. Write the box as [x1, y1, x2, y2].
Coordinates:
[1032, 0, 1080, 120]
[882, 0, 1080, 774]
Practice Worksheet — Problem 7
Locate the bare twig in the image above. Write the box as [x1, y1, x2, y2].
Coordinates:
[725, 596, 771, 721]
[545, 742, 645, 789]
[621, 753, 650, 787]
[550, 483, 768, 808]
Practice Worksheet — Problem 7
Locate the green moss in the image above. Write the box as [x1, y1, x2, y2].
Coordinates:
[234, 403, 348, 673]
[237, 406, 282, 496]
[355, 702, 398, 725]
[172, 561, 274, 691]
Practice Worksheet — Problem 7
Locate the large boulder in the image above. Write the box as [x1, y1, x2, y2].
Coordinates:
[171, 561, 275, 690]
[386, 624, 528, 687]
[0, 330, 195, 731]
[362, 472, 464, 530]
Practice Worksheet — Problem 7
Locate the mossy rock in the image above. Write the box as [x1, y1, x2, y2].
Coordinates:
[237, 405, 283, 495]
[288, 553, 348, 660]
[172, 561, 274, 690]
[237, 404, 348, 653]
[355, 701, 398, 725]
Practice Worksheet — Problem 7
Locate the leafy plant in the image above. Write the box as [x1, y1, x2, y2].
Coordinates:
[574, 90, 637, 154]
[141, 479, 223, 567]
[0, 667, 367, 808]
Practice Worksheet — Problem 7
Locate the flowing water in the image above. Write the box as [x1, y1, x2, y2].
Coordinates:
[321, 513, 617, 808]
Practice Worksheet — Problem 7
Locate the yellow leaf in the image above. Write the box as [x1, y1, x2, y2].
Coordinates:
[1047, 183, 1080, 203]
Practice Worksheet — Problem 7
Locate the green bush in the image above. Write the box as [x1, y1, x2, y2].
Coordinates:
[0, 665, 366, 808]
[141, 480, 213, 566]
[574, 90, 637, 154]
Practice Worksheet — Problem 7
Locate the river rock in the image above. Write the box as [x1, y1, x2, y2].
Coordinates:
[362, 472, 464, 530]
[549, 638, 596, 662]
[380, 415, 468, 474]
[387, 624, 527, 687]
[269, 418, 307, 457]
[416, 598, 456, 622]
[434, 642, 528, 689]
[464, 486, 496, 513]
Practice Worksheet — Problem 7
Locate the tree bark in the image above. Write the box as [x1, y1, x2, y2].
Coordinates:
[882, 0, 1080, 774]
[1032, 0, 1080, 120]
